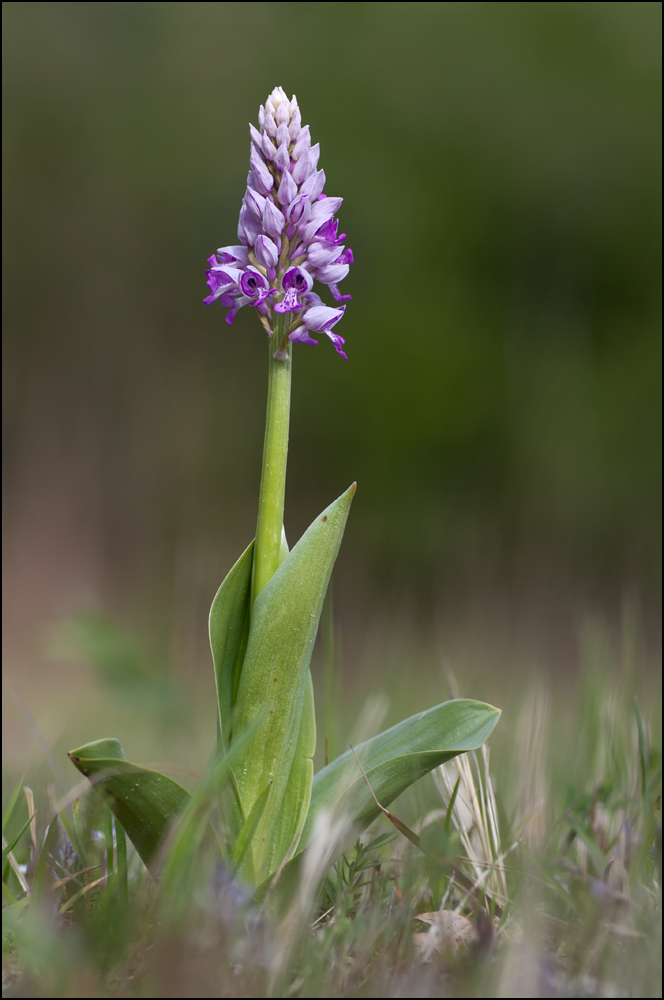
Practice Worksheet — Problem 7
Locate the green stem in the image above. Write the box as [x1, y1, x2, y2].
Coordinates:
[252, 317, 292, 603]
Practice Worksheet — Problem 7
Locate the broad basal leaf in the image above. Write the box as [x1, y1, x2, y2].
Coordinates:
[300, 698, 500, 850]
[68, 738, 190, 871]
[258, 699, 500, 904]
[231, 483, 355, 884]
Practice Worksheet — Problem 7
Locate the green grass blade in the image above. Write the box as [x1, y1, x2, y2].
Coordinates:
[232, 483, 355, 884]
[67, 738, 190, 871]
[115, 817, 128, 906]
[230, 783, 272, 879]
[2, 777, 25, 835]
[209, 540, 254, 746]
[33, 817, 60, 901]
[444, 776, 461, 835]
[158, 719, 265, 903]
[2, 882, 21, 907]
[634, 696, 649, 801]
[2, 814, 36, 868]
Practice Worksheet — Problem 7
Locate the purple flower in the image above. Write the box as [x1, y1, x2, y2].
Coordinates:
[300, 198, 344, 244]
[240, 268, 272, 306]
[277, 169, 298, 208]
[203, 86, 352, 356]
[238, 204, 262, 246]
[327, 281, 353, 304]
[274, 141, 290, 173]
[203, 258, 242, 306]
[285, 194, 311, 229]
[290, 301, 347, 359]
[249, 146, 273, 195]
[262, 199, 285, 238]
[290, 151, 311, 186]
[274, 267, 314, 314]
[314, 261, 350, 285]
[216, 245, 250, 266]
[254, 235, 279, 270]
[261, 133, 277, 161]
[276, 122, 290, 147]
[244, 187, 266, 221]
[308, 143, 321, 175]
[291, 126, 311, 161]
[221, 293, 251, 325]
[300, 170, 326, 202]
[288, 106, 301, 141]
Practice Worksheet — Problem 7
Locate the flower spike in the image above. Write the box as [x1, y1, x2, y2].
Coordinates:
[203, 88, 352, 357]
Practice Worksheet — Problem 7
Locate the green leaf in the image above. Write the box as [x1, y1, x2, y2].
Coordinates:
[301, 699, 500, 850]
[68, 738, 190, 871]
[258, 699, 500, 904]
[232, 483, 355, 884]
[209, 540, 254, 746]
[253, 529, 316, 880]
[258, 669, 316, 881]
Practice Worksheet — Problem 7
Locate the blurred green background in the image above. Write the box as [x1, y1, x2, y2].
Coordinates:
[2, 3, 661, 775]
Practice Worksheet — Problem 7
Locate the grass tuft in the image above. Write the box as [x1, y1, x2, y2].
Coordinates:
[2, 667, 661, 998]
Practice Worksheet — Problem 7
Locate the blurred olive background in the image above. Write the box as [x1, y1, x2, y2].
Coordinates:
[3, 3, 661, 774]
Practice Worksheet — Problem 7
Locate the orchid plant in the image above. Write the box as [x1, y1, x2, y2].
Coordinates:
[68, 88, 500, 897]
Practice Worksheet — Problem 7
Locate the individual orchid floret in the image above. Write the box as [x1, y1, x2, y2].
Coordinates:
[240, 268, 272, 307]
[274, 266, 314, 314]
[216, 245, 250, 266]
[204, 87, 353, 357]
[288, 300, 347, 359]
[254, 235, 279, 272]
[203, 258, 242, 306]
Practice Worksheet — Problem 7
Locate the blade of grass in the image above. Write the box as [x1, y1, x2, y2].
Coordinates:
[105, 805, 114, 893]
[32, 816, 60, 901]
[230, 783, 272, 879]
[115, 818, 128, 906]
[2, 836, 29, 896]
[59, 875, 108, 914]
[634, 696, 649, 802]
[2, 814, 36, 868]
[349, 744, 422, 849]
[2, 777, 24, 835]
[444, 777, 461, 836]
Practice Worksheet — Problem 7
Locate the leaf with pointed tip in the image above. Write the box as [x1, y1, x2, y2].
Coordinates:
[302, 699, 500, 849]
[258, 698, 500, 904]
[68, 738, 190, 871]
[232, 483, 355, 884]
